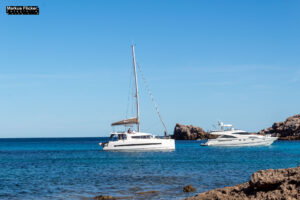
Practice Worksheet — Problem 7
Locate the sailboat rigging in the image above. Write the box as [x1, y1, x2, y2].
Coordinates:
[99, 45, 175, 151]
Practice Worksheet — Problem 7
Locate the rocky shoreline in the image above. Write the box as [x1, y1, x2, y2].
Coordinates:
[173, 114, 300, 140]
[94, 166, 300, 200]
[259, 114, 300, 140]
[185, 166, 300, 200]
[172, 123, 217, 140]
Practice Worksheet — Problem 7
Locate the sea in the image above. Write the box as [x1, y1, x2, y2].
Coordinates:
[0, 138, 299, 200]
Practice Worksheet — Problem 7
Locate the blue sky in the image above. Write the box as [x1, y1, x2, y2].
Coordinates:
[0, 0, 299, 137]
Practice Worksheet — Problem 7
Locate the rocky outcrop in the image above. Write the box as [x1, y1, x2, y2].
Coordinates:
[94, 195, 132, 200]
[94, 195, 117, 200]
[173, 123, 217, 140]
[183, 185, 196, 193]
[136, 190, 159, 195]
[185, 166, 300, 200]
[259, 114, 300, 140]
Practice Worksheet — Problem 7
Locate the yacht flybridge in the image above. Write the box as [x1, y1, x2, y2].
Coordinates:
[202, 122, 278, 147]
[99, 46, 175, 151]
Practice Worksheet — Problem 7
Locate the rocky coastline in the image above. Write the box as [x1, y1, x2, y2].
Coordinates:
[172, 123, 217, 140]
[173, 114, 300, 140]
[95, 167, 300, 200]
[185, 166, 300, 200]
[259, 114, 300, 140]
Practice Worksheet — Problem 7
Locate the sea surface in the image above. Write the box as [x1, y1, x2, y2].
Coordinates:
[0, 138, 300, 200]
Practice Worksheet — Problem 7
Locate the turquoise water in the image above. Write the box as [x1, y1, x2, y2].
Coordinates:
[0, 138, 300, 200]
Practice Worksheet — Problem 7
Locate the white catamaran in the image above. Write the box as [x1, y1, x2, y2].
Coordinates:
[99, 46, 175, 151]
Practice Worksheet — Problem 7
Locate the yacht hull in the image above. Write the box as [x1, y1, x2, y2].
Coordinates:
[101, 138, 175, 151]
[203, 137, 278, 147]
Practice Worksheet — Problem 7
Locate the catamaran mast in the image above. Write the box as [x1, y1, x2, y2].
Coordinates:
[131, 45, 140, 132]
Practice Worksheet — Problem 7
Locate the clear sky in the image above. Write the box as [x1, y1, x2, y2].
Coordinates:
[0, 0, 299, 137]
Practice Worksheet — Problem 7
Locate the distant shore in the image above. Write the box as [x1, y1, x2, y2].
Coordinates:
[172, 114, 300, 140]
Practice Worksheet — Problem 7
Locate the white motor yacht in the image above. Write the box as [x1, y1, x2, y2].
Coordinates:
[99, 46, 175, 151]
[202, 122, 278, 147]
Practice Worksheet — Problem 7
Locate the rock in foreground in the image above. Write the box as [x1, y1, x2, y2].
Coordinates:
[136, 190, 159, 195]
[185, 166, 300, 200]
[94, 195, 116, 200]
[173, 123, 217, 140]
[259, 114, 300, 140]
[183, 185, 196, 193]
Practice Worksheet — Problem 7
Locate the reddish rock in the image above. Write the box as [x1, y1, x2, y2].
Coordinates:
[259, 114, 300, 140]
[183, 185, 197, 193]
[185, 166, 300, 200]
[94, 195, 116, 200]
[173, 123, 217, 140]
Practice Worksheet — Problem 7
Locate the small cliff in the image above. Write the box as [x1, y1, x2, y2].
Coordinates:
[172, 123, 217, 140]
[259, 114, 300, 140]
[186, 166, 300, 200]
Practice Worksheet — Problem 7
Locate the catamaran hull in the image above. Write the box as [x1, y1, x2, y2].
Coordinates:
[101, 139, 175, 151]
[202, 137, 278, 147]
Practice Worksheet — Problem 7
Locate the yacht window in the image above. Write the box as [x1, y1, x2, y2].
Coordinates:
[132, 135, 151, 139]
[219, 135, 237, 138]
[232, 132, 250, 135]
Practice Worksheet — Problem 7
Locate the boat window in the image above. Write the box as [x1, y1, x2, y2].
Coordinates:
[232, 132, 250, 135]
[132, 135, 152, 139]
[219, 135, 237, 138]
[109, 134, 118, 141]
[118, 134, 127, 140]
